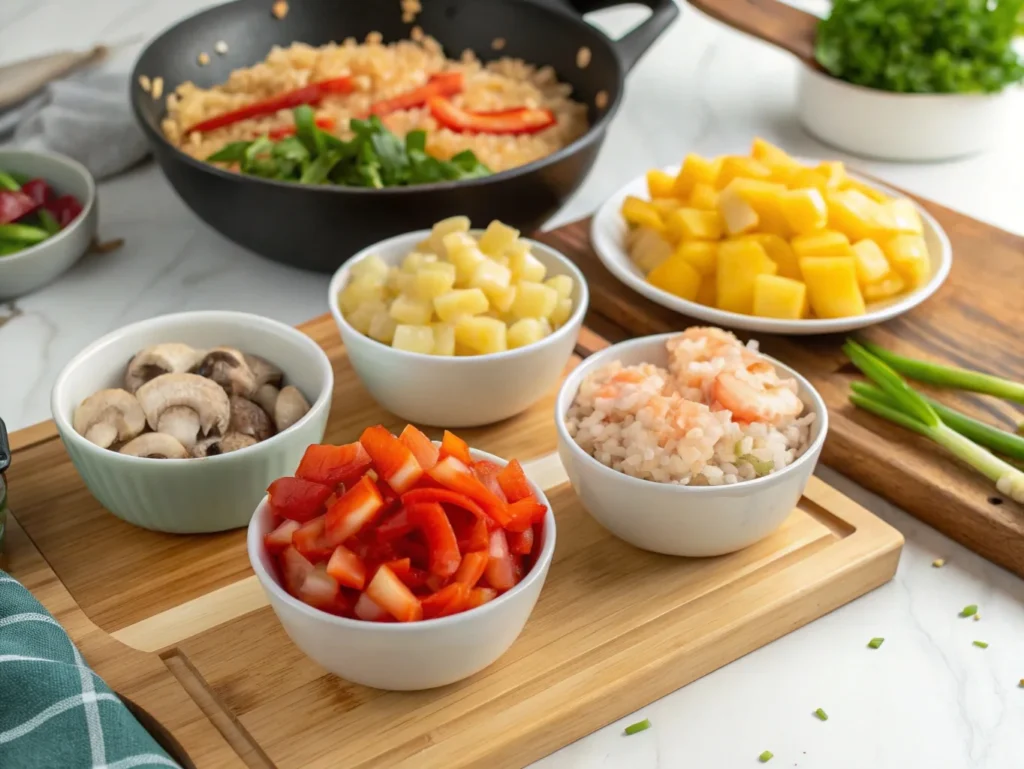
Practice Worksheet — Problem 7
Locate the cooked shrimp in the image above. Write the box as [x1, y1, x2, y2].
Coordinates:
[712, 371, 804, 426]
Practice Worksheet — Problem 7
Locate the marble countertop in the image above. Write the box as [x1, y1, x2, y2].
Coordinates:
[2, 2, 1023, 767]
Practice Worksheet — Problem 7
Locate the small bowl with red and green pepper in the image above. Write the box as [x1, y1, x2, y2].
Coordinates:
[0, 149, 97, 300]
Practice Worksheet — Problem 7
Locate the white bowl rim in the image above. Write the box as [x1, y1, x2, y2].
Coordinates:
[799, 62, 1012, 102]
[328, 228, 590, 363]
[50, 310, 334, 465]
[248, 445, 557, 631]
[0, 149, 97, 265]
[554, 332, 829, 495]
[591, 160, 953, 335]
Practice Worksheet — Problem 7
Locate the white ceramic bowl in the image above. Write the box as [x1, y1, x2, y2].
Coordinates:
[555, 333, 828, 557]
[51, 311, 333, 533]
[591, 162, 951, 336]
[328, 229, 588, 427]
[248, 446, 556, 690]
[0, 149, 98, 300]
[797, 66, 1017, 162]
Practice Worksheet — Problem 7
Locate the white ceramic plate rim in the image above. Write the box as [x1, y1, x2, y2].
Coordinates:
[554, 332, 830, 495]
[590, 161, 952, 335]
[327, 229, 589, 363]
[248, 445, 557, 631]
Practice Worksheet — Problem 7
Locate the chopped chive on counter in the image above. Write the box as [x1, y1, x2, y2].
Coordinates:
[758, 750, 774, 763]
[932, 558, 945, 567]
[813, 707, 829, 721]
[973, 640, 989, 649]
[624, 718, 651, 736]
[868, 637, 885, 649]
[960, 604, 978, 618]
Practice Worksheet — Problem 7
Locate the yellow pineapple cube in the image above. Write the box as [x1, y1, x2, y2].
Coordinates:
[368, 309, 398, 344]
[489, 284, 517, 313]
[716, 240, 777, 314]
[427, 215, 471, 254]
[884, 198, 924, 235]
[477, 220, 521, 256]
[345, 299, 386, 335]
[827, 189, 894, 241]
[753, 275, 808, 319]
[777, 188, 827, 235]
[455, 316, 507, 355]
[751, 138, 792, 165]
[443, 233, 486, 285]
[842, 178, 890, 204]
[666, 208, 723, 242]
[799, 257, 865, 318]
[391, 325, 435, 354]
[650, 198, 682, 217]
[862, 272, 907, 303]
[816, 161, 847, 190]
[696, 276, 717, 307]
[413, 262, 456, 299]
[787, 167, 830, 195]
[339, 277, 385, 314]
[350, 253, 389, 283]
[647, 253, 701, 301]
[621, 195, 665, 231]
[715, 156, 772, 190]
[508, 243, 547, 282]
[544, 274, 574, 300]
[626, 226, 673, 273]
[718, 185, 760, 236]
[744, 233, 801, 280]
[676, 241, 718, 277]
[646, 169, 676, 199]
[469, 259, 512, 299]
[389, 294, 434, 325]
[510, 281, 559, 320]
[689, 183, 720, 211]
[431, 323, 456, 356]
[851, 239, 890, 285]
[434, 288, 490, 321]
[791, 230, 852, 258]
[401, 251, 436, 273]
[673, 154, 721, 197]
[883, 235, 931, 288]
[507, 318, 547, 349]
[550, 297, 573, 328]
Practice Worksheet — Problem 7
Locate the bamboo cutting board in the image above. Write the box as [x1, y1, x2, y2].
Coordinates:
[4, 316, 902, 768]
[535, 199, 1024, 579]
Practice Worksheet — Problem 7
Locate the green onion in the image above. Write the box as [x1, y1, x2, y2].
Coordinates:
[0, 223, 49, 244]
[0, 171, 21, 192]
[624, 718, 651, 736]
[859, 341, 1024, 405]
[813, 707, 828, 721]
[36, 209, 61, 236]
[960, 604, 978, 618]
[758, 750, 774, 763]
[850, 382, 1024, 461]
[973, 640, 989, 649]
[868, 637, 885, 649]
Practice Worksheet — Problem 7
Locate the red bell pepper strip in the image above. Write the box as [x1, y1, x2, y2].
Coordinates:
[400, 488, 488, 522]
[465, 587, 497, 610]
[296, 443, 372, 490]
[508, 526, 534, 556]
[324, 475, 385, 545]
[292, 515, 335, 562]
[365, 564, 423, 622]
[471, 459, 507, 503]
[326, 545, 367, 589]
[399, 424, 439, 470]
[408, 502, 461, 578]
[484, 529, 517, 590]
[267, 476, 334, 522]
[360, 425, 424, 493]
[375, 508, 415, 541]
[46, 195, 83, 228]
[454, 550, 489, 588]
[186, 77, 354, 134]
[267, 115, 337, 140]
[264, 519, 301, 554]
[427, 457, 511, 526]
[369, 71, 463, 116]
[20, 178, 54, 206]
[428, 96, 556, 135]
[0, 190, 39, 225]
[420, 582, 467, 620]
[496, 459, 534, 503]
[504, 497, 548, 533]
[454, 515, 490, 553]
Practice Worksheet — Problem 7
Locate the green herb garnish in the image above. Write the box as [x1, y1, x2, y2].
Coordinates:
[813, 707, 828, 721]
[868, 637, 884, 649]
[624, 718, 651, 735]
[758, 750, 774, 763]
[816, 0, 1024, 94]
[0, 171, 21, 192]
[960, 604, 979, 618]
[973, 640, 989, 649]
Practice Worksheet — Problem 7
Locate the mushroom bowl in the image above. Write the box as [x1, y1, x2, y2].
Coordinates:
[50, 311, 333, 533]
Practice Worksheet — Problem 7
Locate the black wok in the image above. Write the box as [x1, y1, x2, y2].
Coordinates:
[131, 0, 678, 273]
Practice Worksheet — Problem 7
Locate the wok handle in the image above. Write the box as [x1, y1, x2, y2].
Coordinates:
[565, 0, 680, 72]
[686, 0, 822, 70]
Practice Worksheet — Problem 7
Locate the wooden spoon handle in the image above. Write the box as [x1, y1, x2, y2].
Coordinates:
[687, 0, 822, 70]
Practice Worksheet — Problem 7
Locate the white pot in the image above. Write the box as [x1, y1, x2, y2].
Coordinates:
[797, 65, 1016, 162]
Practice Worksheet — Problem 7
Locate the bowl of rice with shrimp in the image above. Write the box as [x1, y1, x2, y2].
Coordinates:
[555, 328, 828, 557]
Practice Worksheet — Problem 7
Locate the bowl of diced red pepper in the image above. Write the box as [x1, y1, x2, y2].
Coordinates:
[0, 150, 97, 300]
[247, 423, 555, 691]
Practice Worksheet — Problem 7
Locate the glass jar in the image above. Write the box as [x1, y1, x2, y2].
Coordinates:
[0, 418, 8, 570]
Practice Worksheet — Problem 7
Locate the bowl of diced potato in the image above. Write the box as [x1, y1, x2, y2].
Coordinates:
[329, 217, 588, 427]
[590, 138, 952, 335]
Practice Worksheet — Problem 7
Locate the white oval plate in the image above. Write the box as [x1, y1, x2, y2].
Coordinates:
[590, 162, 952, 336]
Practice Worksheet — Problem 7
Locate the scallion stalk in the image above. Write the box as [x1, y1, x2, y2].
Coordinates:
[860, 341, 1024, 405]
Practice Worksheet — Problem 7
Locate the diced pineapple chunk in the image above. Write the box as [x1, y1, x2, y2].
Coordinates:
[402, 251, 436, 273]
[477, 220, 521, 256]
[413, 262, 457, 300]
[689, 183, 719, 211]
[718, 185, 760, 236]
[339, 277, 385, 314]
[345, 299, 386, 335]
[434, 288, 490, 321]
[508, 243, 547, 282]
[751, 138, 793, 165]
[650, 198, 682, 217]
[753, 275, 808, 319]
[862, 272, 907, 303]
[647, 253, 701, 301]
[715, 156, 772, 190]
[544, 274, 574, 300]
[455, 316, 507, 355]
[744, 233, 800, 280]
[786, 167, 830, 195]
[673, 154, 721, 197]
[676, 241, 718, 276]
[469, 259, 512, 299]
[885, 198, 924, 235]
[816, 161, 847, 190]
[851, 239, 890, 286]
[389, 294, 434, 325]
[392, 325, 435, 354]
[444, 233, 487, 286]
[716, 240, 777, 314]
[489, 284, 517, 313]
[507, 318, 547, 349]
[368, 309, 398, 344]
[777, 188, 827, 235]
[666, 208, 723, 241]
[646, 169, 676, 199]
[550, 297, 573, 328]
[826, 190, 894, 242]
[350, 253, 389, 283]
[791, 230, 852, 258]
[696, 276, 717, 307]
[621, 195, 665, 231]
[427, 215, 471, 253]
[799, 257, 865, 318]
[510, 281, 559, 320]
[842, 178, 890, 204]
[883, 235, 931, 288]
[626, 226, 673, 273]
[431, 323, 456, 356]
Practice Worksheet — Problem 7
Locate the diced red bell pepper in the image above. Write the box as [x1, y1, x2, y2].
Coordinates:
[279, 546, 314, 595]
[360, 425, 423, 493]
[496, 459, 534, 503]
[186, 77, 354, 134]
[375, 508, 415, 541]
[296, 567, 341, 610]
[438, 430, 472, 466]
[454, 550, 489, 587]
[365, 564, 423, 622]
[267, 476, 334, 522]
[472, 459, 507, 503]
[20, 178, 54, 206]
[420, 582, 467, 620]
[326, 545, 367, 589]
[508, 526, 534, 555]
[400, 487, 488, 521]
[484, 529, 517, 590]
[292, 516, 334, 562]
[424, 573, 449, 594]
[267, 115, 337, 140]
[324, 475, 385, 545]
[408, 502, 461, 578]
[264, 519, 301, 554]
[504, 497, 548, 533]
[454, 515, 490, 553]
[382, 557, 412, 580]
[428, 96, 556, 135]
[399, 424, 439, 470]
[295, 443, 372, 489]
[400, 566, 430, 590]
[369, 71, 463, 116]
[465, 587, 498, 610]
[0, 190, 39, 225]
[353, 592, 391, 622]
[427, 456, 510, 526]
[46, 195, 83, 228]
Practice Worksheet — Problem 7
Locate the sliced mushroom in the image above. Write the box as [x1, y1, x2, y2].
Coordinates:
[156, 405, 202, 451]
[274, 385, 311, 432]
[73, 388, 146, 449]
[244, 354, 283, 390]
[135, 374, 231, 442]
[228, 396, 275, 442]
[191, 347, 256, 396]
[191, 432, 258, 457]
[119, 432, 189, 459]
[253, 383, 280, 416]
[124, 343, 203, 393]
